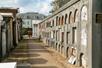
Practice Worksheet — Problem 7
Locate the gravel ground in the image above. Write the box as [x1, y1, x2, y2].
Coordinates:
[3, 39, 81, 68]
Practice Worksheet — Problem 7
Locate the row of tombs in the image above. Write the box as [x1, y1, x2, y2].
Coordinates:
[0, 8, 22, 61]
[39, 0, 102, 68]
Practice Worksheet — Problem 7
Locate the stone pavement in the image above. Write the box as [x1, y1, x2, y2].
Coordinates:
[3, 39, 81, 68]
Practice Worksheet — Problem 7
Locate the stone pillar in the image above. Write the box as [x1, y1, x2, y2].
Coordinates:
[2, 29, 6, 57]
[0, 15, 3, 59]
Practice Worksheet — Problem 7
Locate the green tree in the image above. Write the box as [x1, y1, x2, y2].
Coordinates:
[50, 0, 71, 13]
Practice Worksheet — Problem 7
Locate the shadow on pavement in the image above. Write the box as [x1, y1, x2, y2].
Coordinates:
[28, 53, 40, 57]
[32, 66, 58, 68]
[9, 53, 40, 57]
[29, 58, 48, 64]
[28, 45, 44, 49]
[29, 49, 51, 53]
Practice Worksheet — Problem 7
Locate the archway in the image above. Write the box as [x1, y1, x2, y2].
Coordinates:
[56, 43, 57, 50]
[80, 53, 87, 68]
[80, 5, 88, 47]
[66, 47, 69, 58]
[61, 46, 64, 54]
[68, 11, 72, 24]
[74, 9, 78, 23]
[58, 44, 61, 52]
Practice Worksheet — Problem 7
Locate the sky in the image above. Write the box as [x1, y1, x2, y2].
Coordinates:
[0, 0, 53, 15]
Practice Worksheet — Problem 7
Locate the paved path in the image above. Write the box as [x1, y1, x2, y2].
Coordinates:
[3, 39, 80, 68]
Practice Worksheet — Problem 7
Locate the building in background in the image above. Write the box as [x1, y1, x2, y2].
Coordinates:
[32, 20, 42, 39]
[18, 12, 46, 38]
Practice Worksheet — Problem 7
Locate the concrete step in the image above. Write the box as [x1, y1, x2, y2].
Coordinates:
[17, 63, 31, 68]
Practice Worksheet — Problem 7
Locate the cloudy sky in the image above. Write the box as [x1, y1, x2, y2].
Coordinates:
[0, 0, 53, 15]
